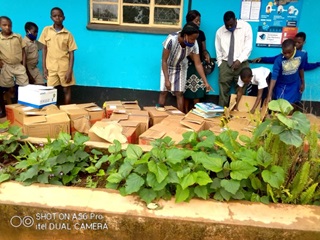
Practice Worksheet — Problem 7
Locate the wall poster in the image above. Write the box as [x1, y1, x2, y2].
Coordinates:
[256, 0, 302, 47]
[240, 0, 261, 21]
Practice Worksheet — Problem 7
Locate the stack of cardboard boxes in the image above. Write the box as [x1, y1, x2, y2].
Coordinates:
[9, 87, 319, 145]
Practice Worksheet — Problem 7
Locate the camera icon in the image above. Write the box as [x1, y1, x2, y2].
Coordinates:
[10, 216, 34, 228]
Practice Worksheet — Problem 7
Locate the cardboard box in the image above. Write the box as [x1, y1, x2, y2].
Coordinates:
[306, 113, 320, 132]
[139, 127, 166, 145]
[88, 121, 139, 144]
[226, 94, 266, 121]
[77, 103, 104, 124]
[143, 106, 183, 126]
[165, 105, 185, 116]
[59, 105, 91, 135]
[18, 85, 57, 109]
[110, 110, 149, 136]
[225, 118, 255, 139]
[180, 112, 206, 132]
[5, 104, 70, 138]
[205, 118, 224, 135]
[121, 100, 141, 110]
[126, 110, 150, 132]
[163, 127, 192, 144]
[119, 121, 140, 144]
[23, 112, 70, 138]
[103, 101, 125, 118]
[143, 106, 169, 126]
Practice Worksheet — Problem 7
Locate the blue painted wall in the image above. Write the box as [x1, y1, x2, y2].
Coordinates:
[1, 0, 320, 101]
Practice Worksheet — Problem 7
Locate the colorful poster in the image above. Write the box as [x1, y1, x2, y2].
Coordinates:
[256, 0, 302, 47]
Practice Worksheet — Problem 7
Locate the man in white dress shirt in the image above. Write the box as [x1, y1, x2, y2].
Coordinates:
[215, 11, 253, 107]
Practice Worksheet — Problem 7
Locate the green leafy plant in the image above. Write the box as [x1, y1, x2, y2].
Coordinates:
[13, 132, 91, 185]
[0, 99, 319, 206]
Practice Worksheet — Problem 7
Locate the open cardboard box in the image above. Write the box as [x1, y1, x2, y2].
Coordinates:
[110, 109, 149, 135]
[138, 125, 166, 145]
[225, 94, 267, 121]
[180, 112, 206, 132]
[88, 120, 139, 144]
[103, 101, 125, 118]
[121, 100, 141, 110]
[59, 103, 104, 136]
[5, 104, 70, 138]
[143, 106, 184, 126]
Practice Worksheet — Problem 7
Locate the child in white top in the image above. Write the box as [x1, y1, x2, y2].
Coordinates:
[234, 66, 271, 113]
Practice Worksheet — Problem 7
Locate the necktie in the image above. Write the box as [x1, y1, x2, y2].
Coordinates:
[247, 82, 252, 95]
[228, 31, 234, 67]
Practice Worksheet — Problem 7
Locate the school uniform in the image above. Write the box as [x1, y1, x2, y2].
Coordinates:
[0, 32, 28, 87]
[38, 26, 77, 87]
[160, 32, 199, 92]
[23, 36, 44, 84]
[237, 67, 270, 93]
[272, 50, 307, 103]
[237, 67, 271, 105]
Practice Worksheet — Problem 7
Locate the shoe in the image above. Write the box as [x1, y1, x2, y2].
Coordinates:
[155, 104, 166, 112]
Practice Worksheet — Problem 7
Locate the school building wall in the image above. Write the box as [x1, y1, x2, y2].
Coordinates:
[1, 0, 320, 111]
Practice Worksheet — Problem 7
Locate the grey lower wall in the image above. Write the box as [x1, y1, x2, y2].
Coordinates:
[61, 86, 320, 116]
[0, 182, 319, 240]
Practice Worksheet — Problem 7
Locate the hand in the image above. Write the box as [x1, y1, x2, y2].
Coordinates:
[251, 58, 261, 63]
[165, 80, 171, 91]
[266, 96, 272, 104]
[300, 83, 305, 93]
[29, 77, 35, 84]
[65, 70, 73, 84]
[205, 83, 213, 92]
[250, 108, 255, 114]
[204, 52, 210, 63]
[43, 68, 48, 80]
[231, 60, 241, 71]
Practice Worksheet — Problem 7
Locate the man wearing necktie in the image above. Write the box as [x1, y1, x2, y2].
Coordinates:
[215, 11, 253, 107]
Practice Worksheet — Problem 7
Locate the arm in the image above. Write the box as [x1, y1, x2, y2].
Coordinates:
[191, 53, 213, 92]
[303, 52, 320, 71]
[266, 79, 276, 103]
[24, 45, 35, 84]
[42, 45, 48, 79]
[215, 30, 223, 67]
[22, 47, 26, 67]
[65, 50, 75, 84]
[304, 62, 320, 71]
[251, 88, 263, 113]
[162, 48, 171, 90]
[252, 55, 279, 64]
[201, 41, 210, 63]
[234, 86, 244, 111]
[299, 69, 305, 93]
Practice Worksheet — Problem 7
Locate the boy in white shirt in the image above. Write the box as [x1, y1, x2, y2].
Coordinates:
[234, 67, 271, 113]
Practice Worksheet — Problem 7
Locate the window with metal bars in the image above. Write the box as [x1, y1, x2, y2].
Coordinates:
[88, 0, 183, 33]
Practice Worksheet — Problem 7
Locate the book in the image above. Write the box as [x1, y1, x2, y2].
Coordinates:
[191, 108, 221, 119]
[194, 102, 224, 113]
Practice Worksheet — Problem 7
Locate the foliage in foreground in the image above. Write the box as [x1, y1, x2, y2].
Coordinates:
[0, 99, 319, 205]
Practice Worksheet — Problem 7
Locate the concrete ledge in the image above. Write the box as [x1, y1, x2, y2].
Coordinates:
[0, 181, 319, 240]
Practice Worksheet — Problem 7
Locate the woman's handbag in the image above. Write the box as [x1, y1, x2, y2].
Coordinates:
[203, 58, 216, 75]
[202, 50, 216, 75]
